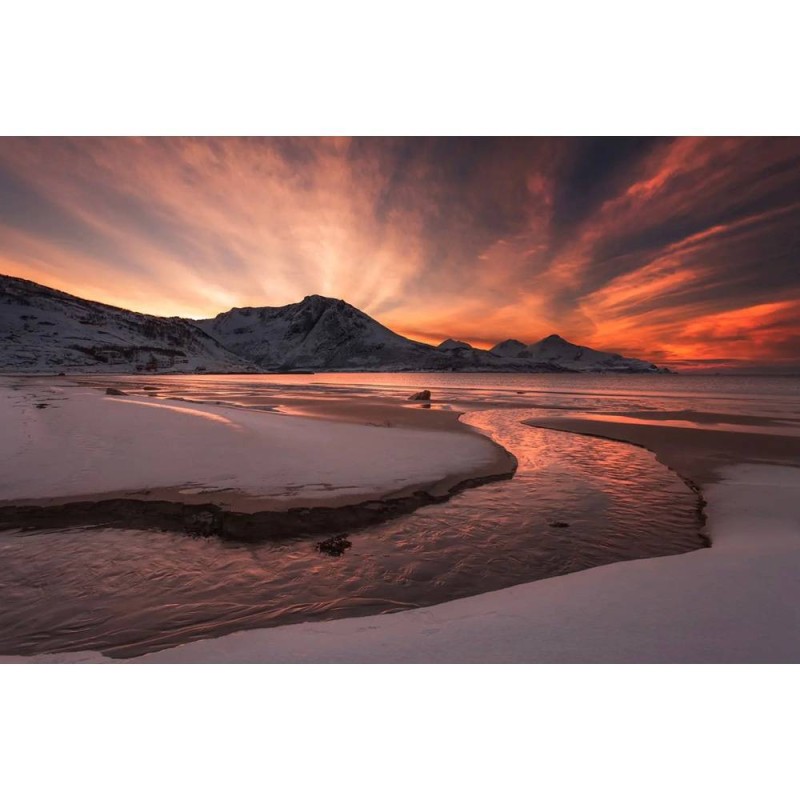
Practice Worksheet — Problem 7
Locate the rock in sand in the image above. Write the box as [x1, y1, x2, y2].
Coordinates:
[316, 534, 353, 557]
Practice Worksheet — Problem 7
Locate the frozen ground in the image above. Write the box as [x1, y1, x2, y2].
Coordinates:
[0, 381, 508, 509]
[3, 462, 797, 663]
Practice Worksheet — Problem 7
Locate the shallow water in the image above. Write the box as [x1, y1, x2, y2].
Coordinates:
[71, 370, 800, 423]
[561, 413, 800, 437]
[0, 401, 705, 658]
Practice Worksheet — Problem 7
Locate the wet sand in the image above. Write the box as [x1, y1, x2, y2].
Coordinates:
[525, 413, 800, 486]
[599, 409, 800, 427]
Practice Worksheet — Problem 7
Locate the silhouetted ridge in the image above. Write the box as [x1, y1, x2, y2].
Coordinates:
[0, 274, 670, 374]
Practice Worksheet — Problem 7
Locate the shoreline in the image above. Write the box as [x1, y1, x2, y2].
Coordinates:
[0, 378, 517, 539]
[0, 467, 516, 543]
[0, 401, 707, 660]
[523, 417, 714, 545]
[522, 414, 800, 487]
[6, 458, 797, 664]
[2, 375, 799, 663]
[125, 413, 800, 662]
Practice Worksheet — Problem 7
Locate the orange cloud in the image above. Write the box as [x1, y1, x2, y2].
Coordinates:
[1, 137, 798, 370]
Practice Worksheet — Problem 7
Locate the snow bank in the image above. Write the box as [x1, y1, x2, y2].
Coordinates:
[0, 384, 506, 508]
[127, 463, 800, 663]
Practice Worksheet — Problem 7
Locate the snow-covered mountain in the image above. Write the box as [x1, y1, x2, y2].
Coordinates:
[490, 339, 528, 358]
[437, 338, 473, 352]
[0, 275, 668, 374]
[0, 274, 253, 373]
[522, 334, 666, 373]
[198, 297, 667, 373]
[197, 295, 441, 371]
[198, 297, 566, 373]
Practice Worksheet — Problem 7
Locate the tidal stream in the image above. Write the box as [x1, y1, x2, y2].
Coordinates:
[0, 405, 705, 658]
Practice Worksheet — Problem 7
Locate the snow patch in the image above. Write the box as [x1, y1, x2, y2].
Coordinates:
[0, 383, 504, 507]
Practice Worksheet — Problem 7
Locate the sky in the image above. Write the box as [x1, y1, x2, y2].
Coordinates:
[0, 136, 798, 371]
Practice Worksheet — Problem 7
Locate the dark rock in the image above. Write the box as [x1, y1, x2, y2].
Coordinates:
[105, 387, 127, 396]
[57, 372, 66, 376]
[182, 506, 223, 537]
[142, 385, 159, 390]
[408, 390, 431, 401]
[316, 534, 352, 557]
[420, 402, 431, 409]
[549, 521, 570, 528]
[35, 403, 48, 409]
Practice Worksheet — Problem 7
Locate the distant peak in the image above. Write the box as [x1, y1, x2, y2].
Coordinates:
[532, 333, 578, 348]
[300, 294, 340, 304]
[489, 338, 528, 356]
[298, 295, 361, 314]
[437, 338, 472, 350]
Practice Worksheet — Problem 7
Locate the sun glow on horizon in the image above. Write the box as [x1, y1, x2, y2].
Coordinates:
[1, 136, 799, 370]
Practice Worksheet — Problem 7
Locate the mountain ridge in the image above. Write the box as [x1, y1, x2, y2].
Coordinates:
[0, 274, 254, 374]
[0, 274, 670, 374]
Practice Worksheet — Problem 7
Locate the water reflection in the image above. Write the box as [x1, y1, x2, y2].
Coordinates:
[0, 409, 704, 658]
[562, 413, 800, 437]
[72, 371, 800, 422]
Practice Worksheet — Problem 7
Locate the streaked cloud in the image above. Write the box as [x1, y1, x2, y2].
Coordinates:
[1, 136, 798, 370]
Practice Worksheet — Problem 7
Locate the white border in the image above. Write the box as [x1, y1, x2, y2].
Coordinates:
[3, 1, 798, 135]
[2, 2, 798, 797]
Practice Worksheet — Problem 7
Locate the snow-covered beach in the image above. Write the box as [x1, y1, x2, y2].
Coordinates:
[130, 462, 800, 663]
[0, 378, 513, 512]
[1, 372, 799, 663]
[4, 463, 798, 663]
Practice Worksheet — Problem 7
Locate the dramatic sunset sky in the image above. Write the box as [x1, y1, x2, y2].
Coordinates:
[1, 137, 798, 371]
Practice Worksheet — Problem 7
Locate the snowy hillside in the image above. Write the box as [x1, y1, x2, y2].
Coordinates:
[197, 295, 558, 373]
[524, 334, 667, 373]
[0, 275, 252, 374]
[0, 275, 668, 374]
[437, 338, 472, 352]
[198, 295, 440, 371]
[490, 339, 528, 358]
